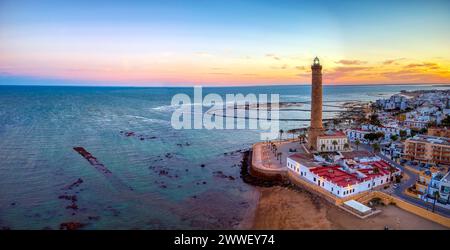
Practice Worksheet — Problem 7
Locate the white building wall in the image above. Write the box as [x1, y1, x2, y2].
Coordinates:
[317, 137, 348, 152]
[287, 157, 392, 198]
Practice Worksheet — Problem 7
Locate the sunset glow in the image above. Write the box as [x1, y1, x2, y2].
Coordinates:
[1, 0, 449, 86]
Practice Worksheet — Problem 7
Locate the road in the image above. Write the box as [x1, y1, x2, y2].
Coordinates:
[356, 143, 450, 218]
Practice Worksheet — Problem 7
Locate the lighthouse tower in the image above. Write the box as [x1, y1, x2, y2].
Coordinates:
[308, 57, 324, 150]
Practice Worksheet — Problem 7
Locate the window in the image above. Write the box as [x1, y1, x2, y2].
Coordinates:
[313, 177, 316, 182]
[331, 188, 334, 192]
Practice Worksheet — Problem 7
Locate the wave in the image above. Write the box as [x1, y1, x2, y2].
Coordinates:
[125, 115, 171, 125]
[151, 100, 250, 113]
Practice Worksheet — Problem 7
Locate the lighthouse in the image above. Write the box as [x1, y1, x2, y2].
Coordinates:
[308, 57, 324, 150]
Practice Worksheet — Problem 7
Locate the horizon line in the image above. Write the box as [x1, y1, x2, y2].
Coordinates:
[1, 74, 450, 88]
[1, 82, 450, 88]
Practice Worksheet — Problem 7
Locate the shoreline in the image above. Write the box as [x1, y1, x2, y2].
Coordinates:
[248, 185, 446, 230]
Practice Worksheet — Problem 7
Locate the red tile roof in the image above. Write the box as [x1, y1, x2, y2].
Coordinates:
[310, 166, 359, 187]
[318, 131, 346, 138]
[360, 160, 393, 178]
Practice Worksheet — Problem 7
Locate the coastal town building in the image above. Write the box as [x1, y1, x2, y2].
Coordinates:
[414, 167, 450, 204]
[383, 141, 404, 159]
[286, 151, 400, 198]
[401, 105, 442, 129]
[404, 135, 450, 165]
[402, 119, 429, 129]
[346, 128, 371, 144]
[316, 130, 349, 152]
[376, 94, 410, 111]
[361, 124, 410, 138]
[346, 124, 410, 144]
[428, 127, 450, 138]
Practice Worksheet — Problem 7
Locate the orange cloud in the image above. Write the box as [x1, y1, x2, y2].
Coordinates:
[265, 54, 281, 61]
[404, 62, 440, 70]
[335, 59, 367, 65]
[382, 58, 405, 65]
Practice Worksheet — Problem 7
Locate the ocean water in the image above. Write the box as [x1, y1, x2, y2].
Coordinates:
[0, 84, 448, 229]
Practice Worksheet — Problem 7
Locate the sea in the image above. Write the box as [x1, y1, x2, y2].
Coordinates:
[0, 84, 448, 229]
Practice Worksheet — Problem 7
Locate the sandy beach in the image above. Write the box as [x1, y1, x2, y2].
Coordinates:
[250, 186, 446, 230]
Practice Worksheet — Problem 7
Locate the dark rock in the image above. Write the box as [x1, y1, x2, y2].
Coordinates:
[59, 222, 85, 230]
[58, 195, 77, 202]
[63, 178, 83, 190]
[159, 170, 169, 176]
[66, 203, 79, 210]
[88, 216, 100, 221]
[125, 131, 135, 137]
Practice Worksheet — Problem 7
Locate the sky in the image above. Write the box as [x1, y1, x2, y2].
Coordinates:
[0, 0, 449, 86]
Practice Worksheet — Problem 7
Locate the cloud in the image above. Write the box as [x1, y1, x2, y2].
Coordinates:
[404, 62, 440, 70]
[382, 58, 405, 65]
[208, 72, 232, 75]
[335, 59, 367, 65]
[331, 66, 373, 73]
[324, 66, 375, 82]
[265, 54, 281, 61]
[270, 64, 289, 70]
[295, 66, 306, 71]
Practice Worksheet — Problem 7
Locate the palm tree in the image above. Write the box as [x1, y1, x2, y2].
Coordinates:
[432, 191, 440, 213]
[321, 144, 326, 152]
[287, 129, 297, 140]
[355, 139, 360, 150]
[332, 140, 338, 150]
[279, 129, 284, 141]
[372, 143, 380, 153]
[344, 143, 350, 151]
[298, 134, 306, 144]
[278, 152, 283, 164]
